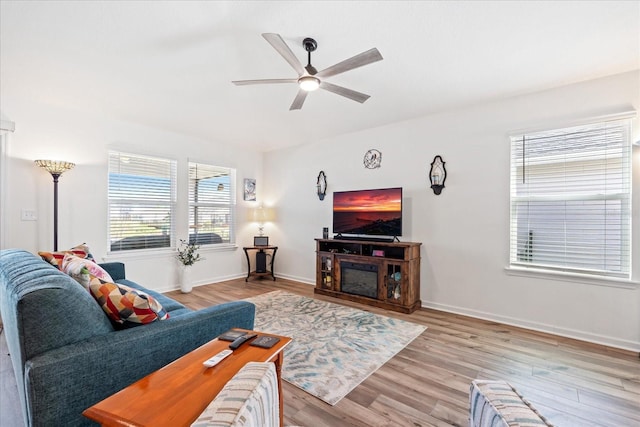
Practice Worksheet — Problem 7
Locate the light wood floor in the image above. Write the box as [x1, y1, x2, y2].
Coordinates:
[2, 278, 639, 426]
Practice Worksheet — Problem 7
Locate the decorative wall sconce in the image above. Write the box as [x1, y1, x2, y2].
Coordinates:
[429, 155, 446, 195]
[316, 171, 327, 200]
[34, 159, 75, 250]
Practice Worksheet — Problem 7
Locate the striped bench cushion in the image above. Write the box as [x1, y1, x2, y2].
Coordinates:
[192, 362, 279, 427]
[469, 380, 553, 427]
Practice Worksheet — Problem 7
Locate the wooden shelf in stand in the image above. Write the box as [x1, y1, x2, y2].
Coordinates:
[243, 246, 278, 282]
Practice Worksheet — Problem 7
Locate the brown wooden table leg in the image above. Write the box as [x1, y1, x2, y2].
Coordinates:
[243, 247, 251, 282]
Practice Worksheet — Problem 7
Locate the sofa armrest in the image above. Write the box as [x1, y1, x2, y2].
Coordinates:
[23, 301, 255, 427]
[99, 261, 126, 281]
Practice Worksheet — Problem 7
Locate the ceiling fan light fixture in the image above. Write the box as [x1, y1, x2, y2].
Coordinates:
[298, 75, 320, 92]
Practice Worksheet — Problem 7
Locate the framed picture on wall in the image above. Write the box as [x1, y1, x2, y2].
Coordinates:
[244, 178, 256, 201]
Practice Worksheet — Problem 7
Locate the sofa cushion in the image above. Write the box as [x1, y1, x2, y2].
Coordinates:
[99, 262, 126, 282]
[89, 277, 170, 326]
[38, 243, 94, 269]
[61, 253, 114, 289]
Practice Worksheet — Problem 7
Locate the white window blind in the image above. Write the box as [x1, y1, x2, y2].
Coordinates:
[509, 117, 632, 278]
[108, 152, 177, 251]
[188, 162, 236, 245]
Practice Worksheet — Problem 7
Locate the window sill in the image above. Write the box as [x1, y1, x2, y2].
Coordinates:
[199, 243, 238, 253]
[504, 266, 639, 289]
[103, 244, 238, 262]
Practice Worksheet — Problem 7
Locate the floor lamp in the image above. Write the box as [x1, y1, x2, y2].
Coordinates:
[35, 160, 75, 251]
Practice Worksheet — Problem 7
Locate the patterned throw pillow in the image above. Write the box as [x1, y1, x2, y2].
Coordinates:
[89, 276, 169, 326]
[61, 253, 114, 289]
[38, 243, 94, 269]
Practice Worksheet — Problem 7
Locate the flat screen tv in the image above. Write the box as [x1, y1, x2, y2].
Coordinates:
[333, 187, 402, 237]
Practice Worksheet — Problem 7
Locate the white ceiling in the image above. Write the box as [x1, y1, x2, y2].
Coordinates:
[1, 1, 638, 152]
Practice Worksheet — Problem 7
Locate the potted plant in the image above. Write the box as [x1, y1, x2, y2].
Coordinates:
[176, 239, 201, 293]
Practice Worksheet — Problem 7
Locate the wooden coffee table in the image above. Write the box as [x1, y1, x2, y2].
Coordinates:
[83, 329, 291, 427]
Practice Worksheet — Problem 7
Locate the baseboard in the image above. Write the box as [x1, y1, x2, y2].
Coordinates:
[271, 273, 315, 285]
[422, 301, 640, 353]
[159, 273, 315, 293]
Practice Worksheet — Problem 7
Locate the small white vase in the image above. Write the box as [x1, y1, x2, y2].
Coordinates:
[180, 265, 193, 293]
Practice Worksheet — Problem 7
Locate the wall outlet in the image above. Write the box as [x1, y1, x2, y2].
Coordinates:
[21, 209, 37, 221]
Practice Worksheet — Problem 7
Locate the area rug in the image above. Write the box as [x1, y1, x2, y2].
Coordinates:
[245, 291, 426, 405]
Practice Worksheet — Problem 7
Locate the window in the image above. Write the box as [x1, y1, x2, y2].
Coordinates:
[509, 116, 633, 278]
[188, 162, 236, 245]
[108, 152, 177, 251]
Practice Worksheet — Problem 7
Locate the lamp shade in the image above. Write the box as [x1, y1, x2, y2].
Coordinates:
[34, 160, 75, 175]
[249, 206, 276, 223]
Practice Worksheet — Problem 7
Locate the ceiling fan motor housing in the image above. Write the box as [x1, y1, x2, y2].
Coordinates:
[303, 37, 317, 52]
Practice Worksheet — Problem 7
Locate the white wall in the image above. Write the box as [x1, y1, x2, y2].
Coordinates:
[265, 70, 640, 351]
[0, 100, 264, 291]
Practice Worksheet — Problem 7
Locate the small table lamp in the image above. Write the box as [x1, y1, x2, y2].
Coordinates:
[35, 160, 75, 250]
[249, 206, 275, 237]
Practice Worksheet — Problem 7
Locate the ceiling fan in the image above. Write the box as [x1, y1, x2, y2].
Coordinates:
[232, 33, 383, 110]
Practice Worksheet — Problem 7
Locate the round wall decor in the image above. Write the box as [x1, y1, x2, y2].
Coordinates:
[363, 149, 382, 169]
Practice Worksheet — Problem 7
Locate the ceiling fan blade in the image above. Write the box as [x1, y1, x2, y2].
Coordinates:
[289, 90, 308, 110]
[262, 33, 305, 76]
[316, 48, 383, 79]
[232, 78, 297, 86]
[320, 81, 370, 104]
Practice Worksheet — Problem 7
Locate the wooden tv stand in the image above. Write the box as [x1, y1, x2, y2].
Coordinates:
[315, 238, 421, 314]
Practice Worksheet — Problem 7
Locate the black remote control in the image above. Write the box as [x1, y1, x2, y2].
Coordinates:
[229, 333, 257, 350]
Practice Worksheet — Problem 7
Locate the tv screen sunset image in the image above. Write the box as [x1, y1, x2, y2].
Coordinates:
[333, 188, 402, 236]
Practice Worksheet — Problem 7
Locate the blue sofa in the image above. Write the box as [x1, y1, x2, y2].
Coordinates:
[0, 249, 256, 427]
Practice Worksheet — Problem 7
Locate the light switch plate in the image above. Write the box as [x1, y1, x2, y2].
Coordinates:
[21, 209, 37, 221]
